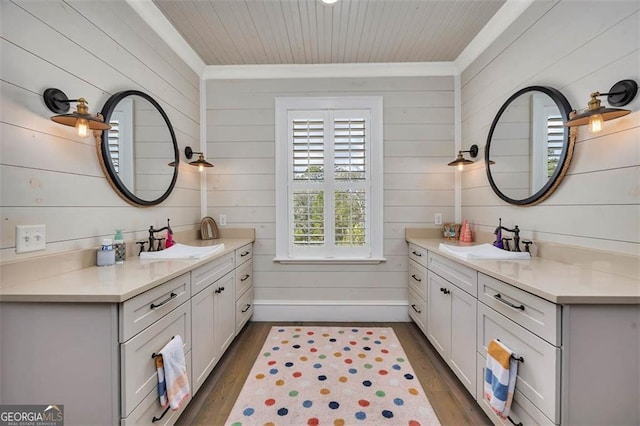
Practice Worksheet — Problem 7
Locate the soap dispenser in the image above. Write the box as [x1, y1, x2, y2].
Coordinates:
[165, 229, 174, 248]
[114, 229, 126, 263]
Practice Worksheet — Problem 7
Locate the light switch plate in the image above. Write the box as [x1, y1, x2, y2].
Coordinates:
[219, 214, 227, 226]
[16, 224, 46, 253]
[434, 213, 443, 225]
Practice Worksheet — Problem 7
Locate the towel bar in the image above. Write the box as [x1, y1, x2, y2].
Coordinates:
[507, 415, 523, 426]
[495, 338, 524, 363]
[511, 354, 524, 363]
[152, 406, 170, 423]
[151, 335, 175, 359]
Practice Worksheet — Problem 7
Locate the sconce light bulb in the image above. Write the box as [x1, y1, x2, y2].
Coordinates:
[76, 118, 90, 138]
[199, 163, 204, 173]
[458, 163, 464, 172]
[589, 113, 603, 133]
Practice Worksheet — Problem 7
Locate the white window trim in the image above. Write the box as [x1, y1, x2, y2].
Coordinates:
[274, 96, 385, 264]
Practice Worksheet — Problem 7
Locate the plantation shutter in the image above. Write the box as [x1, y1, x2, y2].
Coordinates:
[107, 118, 120, 173]
[287, 110, 370, 258]
[546, 114, 564, 177]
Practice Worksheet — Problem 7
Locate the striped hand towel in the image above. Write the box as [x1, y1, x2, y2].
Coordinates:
[484, 339, 518, 418]
[155, 354, 168, 408]
[159, 335, 190, 410]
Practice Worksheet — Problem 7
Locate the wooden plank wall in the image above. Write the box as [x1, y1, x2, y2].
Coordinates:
[461, 0, 640, 255]
[0, 0, 201, 262]
[206, 77, 455, 316]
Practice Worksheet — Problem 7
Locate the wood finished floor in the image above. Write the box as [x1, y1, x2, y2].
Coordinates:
[177, 322, 491, 426]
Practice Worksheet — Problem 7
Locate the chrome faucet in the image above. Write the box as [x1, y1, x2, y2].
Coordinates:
[144, 219, 173, 252]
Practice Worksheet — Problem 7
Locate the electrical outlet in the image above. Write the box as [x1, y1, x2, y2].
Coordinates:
[16, 224, 46, 253]
[219, 214, 227, 226]
[434, 213, 443, 225]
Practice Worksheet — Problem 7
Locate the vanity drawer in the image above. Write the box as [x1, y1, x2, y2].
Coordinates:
[408, 243, 428, 268]
[478, 273, 560, 345]
[408, 259, 427, 300]
[120, 273, 191, 342]
[235, 243, 253, 266]
[408, 288, 427, 334]
[121, 302, 191, 417]
[236, 287, 254, 333]
[476, 353, 554, 426]
[235, 259, 253, 299]
[477, 303, 560, 423]
[428, 251, 477, 297]
[121, 350, 192, 426]
[191, 252, 234, 296]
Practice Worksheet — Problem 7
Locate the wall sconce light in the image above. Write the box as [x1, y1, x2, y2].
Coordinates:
[448, 144, 478, 171]
[43, 88, 110, 138]
[185, 146, 214, 172]
[564, 79, 638, 134]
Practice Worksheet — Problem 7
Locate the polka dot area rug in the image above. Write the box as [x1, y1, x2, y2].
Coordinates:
[225, 326, 441, 426]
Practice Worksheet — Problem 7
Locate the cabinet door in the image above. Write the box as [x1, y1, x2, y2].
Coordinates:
[427, 271, 451, 359]
[191, 284, 217, 394]
[449, 284, 477, 396]
[214, 272, 236, 356]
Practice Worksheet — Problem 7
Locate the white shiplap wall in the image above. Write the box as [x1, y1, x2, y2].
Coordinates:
[0, 0, 201, 262]
[461, 0, 640, 256]
[206, 77, 455, 320]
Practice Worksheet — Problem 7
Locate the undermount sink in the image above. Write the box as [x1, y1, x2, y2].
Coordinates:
[139, 243, 225, 260]
[438, 243, 531, 260]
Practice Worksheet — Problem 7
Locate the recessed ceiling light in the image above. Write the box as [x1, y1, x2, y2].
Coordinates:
[320, 0, 338, 5]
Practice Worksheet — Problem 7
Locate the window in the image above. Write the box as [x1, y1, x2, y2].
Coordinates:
[275, 97, 384, 263]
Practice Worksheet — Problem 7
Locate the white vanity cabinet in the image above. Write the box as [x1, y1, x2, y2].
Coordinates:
[408, 244, 428, 332]
[425, 252, 477, 395]
[234, 243, 254, 332]
[408, 243, 478, 395]
[0, 237, 255, 426]
[477, 272, 563, 425]
[190, 253, 236, 395]
[406, 237, 640, 426]
[120, 272, 193, 424]
[191, 243, 255, 395]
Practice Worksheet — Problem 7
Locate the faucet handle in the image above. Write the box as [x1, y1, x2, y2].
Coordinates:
[522, 240, 533, 254]
[136, 240, 147, 255]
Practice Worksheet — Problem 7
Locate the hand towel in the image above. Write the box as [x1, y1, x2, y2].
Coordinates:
[484, 339, 518, 418]
[155, 354, 168, 408]
[159, 335, 190, 410]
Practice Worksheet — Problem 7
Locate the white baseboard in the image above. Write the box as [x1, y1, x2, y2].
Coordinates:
[252, 300, 410, 322]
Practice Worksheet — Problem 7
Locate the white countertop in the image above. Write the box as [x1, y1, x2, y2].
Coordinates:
[0, 238, 253, 303]
[407, 237, 640, 305]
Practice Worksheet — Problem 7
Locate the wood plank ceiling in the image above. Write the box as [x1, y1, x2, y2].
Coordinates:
[152, 0, 506, 65]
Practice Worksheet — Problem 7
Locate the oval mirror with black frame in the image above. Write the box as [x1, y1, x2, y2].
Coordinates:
[485, 86, 575, 206]
[99, 90, 179, 206]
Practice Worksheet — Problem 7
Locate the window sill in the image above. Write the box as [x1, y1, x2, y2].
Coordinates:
[273, 257, 387, 265]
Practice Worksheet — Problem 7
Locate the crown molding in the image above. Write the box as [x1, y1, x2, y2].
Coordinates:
[126, 0, 206, 76]
[455, 0, 535, 73]
[202, 62, 458, 80]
